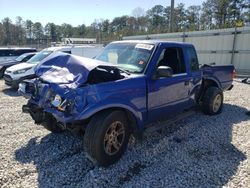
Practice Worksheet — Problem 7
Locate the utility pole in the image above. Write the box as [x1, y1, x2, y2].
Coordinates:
[170, 0, 174, 33]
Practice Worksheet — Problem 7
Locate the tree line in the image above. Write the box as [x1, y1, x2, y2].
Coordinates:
[0, 0, 249, 46]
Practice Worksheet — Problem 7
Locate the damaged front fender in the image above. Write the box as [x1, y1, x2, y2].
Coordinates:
[22, 52, 147, 131]
[54, 99, 145, 129]
[42, 82, 145, 129]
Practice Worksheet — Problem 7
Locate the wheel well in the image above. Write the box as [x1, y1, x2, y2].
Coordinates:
[202, 79, 219, 89]
[88, 107, 138, 133]
[198, 79, 219, 102]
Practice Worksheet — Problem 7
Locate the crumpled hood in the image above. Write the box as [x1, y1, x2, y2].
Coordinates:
[35, 52, 117, 88]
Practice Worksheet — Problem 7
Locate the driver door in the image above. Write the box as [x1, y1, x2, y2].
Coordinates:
[147, 46, 193, 123]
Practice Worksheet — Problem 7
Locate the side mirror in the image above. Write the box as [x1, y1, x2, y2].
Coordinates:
[153, 66, 173, 79]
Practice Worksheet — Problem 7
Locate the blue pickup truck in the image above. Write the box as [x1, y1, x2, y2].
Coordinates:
[20, 40, 235, 166]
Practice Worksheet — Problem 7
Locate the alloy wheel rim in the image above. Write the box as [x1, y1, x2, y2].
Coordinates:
[213, 94, 222, 112]
[104, 121, 125, 156]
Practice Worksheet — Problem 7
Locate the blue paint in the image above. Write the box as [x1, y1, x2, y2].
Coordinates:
[23, 41, 234, 131]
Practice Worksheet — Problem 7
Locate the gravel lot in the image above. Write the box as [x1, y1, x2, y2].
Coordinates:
[0, 79, 249, 188]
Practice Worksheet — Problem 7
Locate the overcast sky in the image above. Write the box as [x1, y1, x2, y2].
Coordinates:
[0, 0, 205, 26]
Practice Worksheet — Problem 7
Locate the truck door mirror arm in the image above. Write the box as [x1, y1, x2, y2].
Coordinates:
[152, 66, 173, 79]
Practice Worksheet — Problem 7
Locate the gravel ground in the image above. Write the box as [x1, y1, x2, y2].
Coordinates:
[0, 79, 249, 188]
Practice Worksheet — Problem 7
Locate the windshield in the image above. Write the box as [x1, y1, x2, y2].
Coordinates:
[27, 51, 52, 64]
[95, 43, 154, 73]
[15, 54, 27, 61]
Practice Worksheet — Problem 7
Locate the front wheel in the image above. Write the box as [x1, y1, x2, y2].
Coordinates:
[84, 110, 130, 167]
[202, 86, 223, 115]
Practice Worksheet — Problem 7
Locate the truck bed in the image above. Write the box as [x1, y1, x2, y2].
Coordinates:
[201, 64, 235, 91]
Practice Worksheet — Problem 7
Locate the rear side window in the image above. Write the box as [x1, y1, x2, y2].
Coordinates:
[0, 49, 36, 57]
[62, 51, 71, 54]
[13, 49, 37, 56]
[11, 50, 23, 56]
[186, 47, 199, 71]
[0, 50, 12, 57]
[22, 49, 37, 53]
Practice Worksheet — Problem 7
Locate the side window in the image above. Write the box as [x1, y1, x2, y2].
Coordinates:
[19, 49, 36, 54]
[187, 47, 199, 71]
[18, 50, 28, 55]
[157, 47, 186, 74]
[5, 50, 15, 56]
[26, 49, 37, 53]
[2, 50, 11, 56]
[62, 51, 71, 54]
[12, 50, 23, 56]
[0, 50, 7, 57]
[22, 55, 32, 62]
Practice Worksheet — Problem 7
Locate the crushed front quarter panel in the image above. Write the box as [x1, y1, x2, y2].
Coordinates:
[25, 52, 146, 128]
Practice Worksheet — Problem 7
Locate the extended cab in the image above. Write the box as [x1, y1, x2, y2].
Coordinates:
[20, 41, 235, 166]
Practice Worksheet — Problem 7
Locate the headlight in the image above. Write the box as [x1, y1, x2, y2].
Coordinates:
[13, 68, 31, 74]
[51, 94, 62, 107]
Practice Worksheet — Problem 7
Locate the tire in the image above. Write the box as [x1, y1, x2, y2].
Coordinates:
[0, 67, 6, 78]
[41, 113, 64, 133]
[202, 86, 223, 115]
[84, 110, 130, 167]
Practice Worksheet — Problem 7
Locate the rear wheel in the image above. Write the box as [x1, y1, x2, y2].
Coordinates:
[202, 86, 223, 115]
[84, 110, 130, 166]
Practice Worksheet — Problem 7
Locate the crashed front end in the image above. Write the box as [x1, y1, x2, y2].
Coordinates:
[20, 79, 90, 131]
[19, 52, 126, 131]
[21, 80, 77, 119]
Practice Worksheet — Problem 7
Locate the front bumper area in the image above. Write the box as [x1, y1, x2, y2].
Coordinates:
[22, 103, 45, 124]
[21, 79, 91, 126]
[22, 102, 87, 132]
[4, 74, 19, 88]
[4, 74, 37, 89]
[23, 94, 77, 125]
